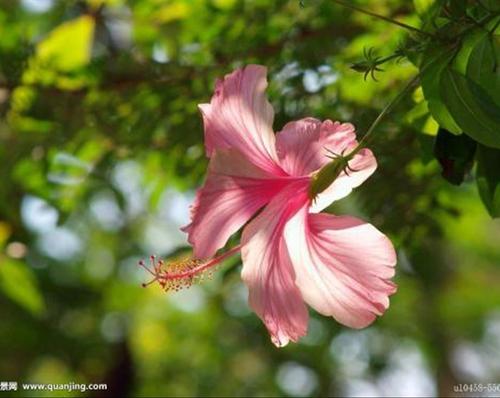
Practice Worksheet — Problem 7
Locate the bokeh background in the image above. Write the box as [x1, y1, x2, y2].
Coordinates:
[0, 0, 499, 396]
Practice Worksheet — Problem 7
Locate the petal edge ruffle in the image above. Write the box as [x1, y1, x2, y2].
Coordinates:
[285, 211, 397, 329]
[199, 65, 284, 175]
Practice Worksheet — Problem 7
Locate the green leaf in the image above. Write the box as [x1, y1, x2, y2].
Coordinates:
[483, 0, 500, 12]
[466, 33, 500, 105]
[420, 48, 462, 134]
[21, 15, 95, 89]
[0, 258, 45, 316]
[434, 127, 477, 185]
[440, 68, 500, 148]
[453, 28, 487, 75]
[476, 144, 500, 217]
[36, 15, 95, 71]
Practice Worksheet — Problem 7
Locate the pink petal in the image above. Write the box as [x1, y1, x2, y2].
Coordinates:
[276, 118, 377, 211]
[199, 65, 284, 175]
[285, 211, 397, 329]
[275, 117, 323, 177]
[182, 149, 290, 259]
[276, 118, 353, 176]
[241, 181, 310, 347]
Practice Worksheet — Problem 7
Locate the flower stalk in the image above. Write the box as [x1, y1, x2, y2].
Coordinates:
[350, 72, 422, 156]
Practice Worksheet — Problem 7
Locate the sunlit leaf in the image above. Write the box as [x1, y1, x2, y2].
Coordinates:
[420, 48, 462, 134]
[36, 15, 95, 71]
[156, 3, 190, 23]
[0, 258, 45, 316]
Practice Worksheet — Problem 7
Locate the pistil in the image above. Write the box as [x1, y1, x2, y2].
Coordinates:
[138, 246, 241, 292]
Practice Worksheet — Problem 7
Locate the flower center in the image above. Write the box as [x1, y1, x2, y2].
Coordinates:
[138, 246, 241, 292]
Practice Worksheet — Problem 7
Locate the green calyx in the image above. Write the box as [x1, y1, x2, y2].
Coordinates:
[308, 150, 355, 199]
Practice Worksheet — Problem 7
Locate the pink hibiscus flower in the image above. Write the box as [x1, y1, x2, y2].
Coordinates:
[142, 65, 397, 347]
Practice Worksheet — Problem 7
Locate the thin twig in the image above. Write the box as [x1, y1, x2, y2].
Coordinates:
[348, 72, 422, 158]
[331, 0, 435, 38]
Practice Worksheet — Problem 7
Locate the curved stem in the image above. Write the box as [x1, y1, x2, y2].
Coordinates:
[376, 52, 403, 65]
[348, 73, 421, 158]
[331, 0, 435, 38]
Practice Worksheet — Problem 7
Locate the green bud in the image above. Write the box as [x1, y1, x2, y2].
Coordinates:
[350, 62, 370, 73]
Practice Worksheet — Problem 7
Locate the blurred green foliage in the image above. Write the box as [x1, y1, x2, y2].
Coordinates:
[0, 0, 499, 397]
